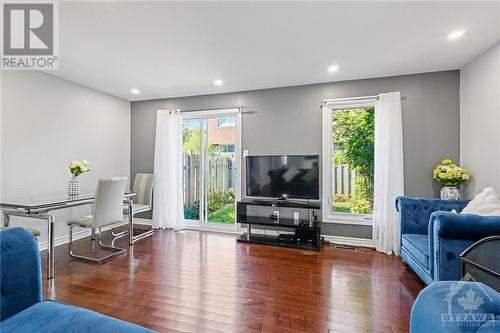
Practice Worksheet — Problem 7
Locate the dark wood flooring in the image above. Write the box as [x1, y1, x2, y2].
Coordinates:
[41, 229, 424, 333]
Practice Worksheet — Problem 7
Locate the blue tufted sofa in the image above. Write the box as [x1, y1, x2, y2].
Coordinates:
[0, 227, 156, 332]
[410, 281, 500, 333]
[396, 197, 500, 285]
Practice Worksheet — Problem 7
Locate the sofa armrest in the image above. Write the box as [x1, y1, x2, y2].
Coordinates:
[395, 196, 469, 236]
[430, 211, 500, 240]
[0, 227, 42, 320]
[429, 211, 500, 280]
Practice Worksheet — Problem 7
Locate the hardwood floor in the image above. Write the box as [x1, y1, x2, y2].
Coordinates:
[41, 229, 424, 333]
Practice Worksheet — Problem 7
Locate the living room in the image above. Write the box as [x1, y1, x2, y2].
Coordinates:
[1, 1, 499, 333]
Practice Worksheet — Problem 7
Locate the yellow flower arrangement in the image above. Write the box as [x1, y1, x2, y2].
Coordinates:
[433, 159, 469, 186]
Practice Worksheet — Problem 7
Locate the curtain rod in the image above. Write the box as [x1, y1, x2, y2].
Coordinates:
[322, 93, 408, 106]
[176, 107, 256, 114]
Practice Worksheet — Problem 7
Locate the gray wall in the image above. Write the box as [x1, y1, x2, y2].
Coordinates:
[460, 43, 500, 198]
[131, 70, 460, 239]
[1, 71, 131, 247]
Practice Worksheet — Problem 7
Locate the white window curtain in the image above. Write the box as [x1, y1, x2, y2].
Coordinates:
[153, 109, 185, 230]
[373, 92, 404, 254]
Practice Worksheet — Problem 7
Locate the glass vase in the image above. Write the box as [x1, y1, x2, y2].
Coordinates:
[67, 179, 80, 196]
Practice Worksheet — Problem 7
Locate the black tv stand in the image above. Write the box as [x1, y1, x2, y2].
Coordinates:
[236, 199, 321, 251]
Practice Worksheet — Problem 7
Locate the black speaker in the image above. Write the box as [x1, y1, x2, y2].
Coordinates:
[295, 226, 318, 244]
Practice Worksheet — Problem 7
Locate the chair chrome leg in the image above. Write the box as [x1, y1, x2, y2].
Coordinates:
[3, 213, 10, 228]
[68, 225, 74, 255]
[111, 220, 130, 237]
[112, 226, 155, 242]
[111, 212, 154, 245]
[111, 228, 128, 237]
[131, 228, 155, 242]
[68, 225, 126, 264]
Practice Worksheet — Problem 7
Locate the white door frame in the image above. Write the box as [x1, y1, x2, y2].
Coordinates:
[182, 108, 242, 230]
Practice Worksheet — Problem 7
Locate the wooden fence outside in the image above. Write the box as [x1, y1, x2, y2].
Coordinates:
[183, 154, 234, 205]
[333, 165, 356, 196]
[183, 156, 353, 203]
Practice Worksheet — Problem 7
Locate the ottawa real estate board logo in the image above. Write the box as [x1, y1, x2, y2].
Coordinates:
[441, 274, 497, 329]
[1, 1, 59, 70]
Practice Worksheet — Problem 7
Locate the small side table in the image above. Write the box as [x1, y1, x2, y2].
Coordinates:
[460, 236, 500, 292]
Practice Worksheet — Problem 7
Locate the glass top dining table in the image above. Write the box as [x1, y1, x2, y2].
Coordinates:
[1, 192, 136, 279]
[1, 192, 135, 212]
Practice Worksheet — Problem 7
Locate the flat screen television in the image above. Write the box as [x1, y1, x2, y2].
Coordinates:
[246, 155, 320, 200]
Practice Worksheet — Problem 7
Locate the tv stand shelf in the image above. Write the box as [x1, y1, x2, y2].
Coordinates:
[238, 232, 320, 251]
[236, 199, 321, 251]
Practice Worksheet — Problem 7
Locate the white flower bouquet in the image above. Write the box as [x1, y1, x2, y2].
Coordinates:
[69, 159, 90, 179]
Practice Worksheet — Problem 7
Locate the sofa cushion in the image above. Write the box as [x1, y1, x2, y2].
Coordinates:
[402, 234, 429, 269]
[462, 187, 500, 216]
[1, 300, 155, 333]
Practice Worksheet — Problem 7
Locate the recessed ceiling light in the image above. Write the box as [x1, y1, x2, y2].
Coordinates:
[447, 30, 465, 40]
[214, 79, 223, 86]
[130, 88, 140, 94]
[328, 65, 339, 73]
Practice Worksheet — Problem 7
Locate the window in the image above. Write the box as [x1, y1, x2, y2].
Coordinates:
[322, 99, 375, 224]
[217, 117, 235, 127]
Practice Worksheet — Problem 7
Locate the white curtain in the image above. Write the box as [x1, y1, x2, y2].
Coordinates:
[153, 109, 185, 230]
[373, 92, 404, 254]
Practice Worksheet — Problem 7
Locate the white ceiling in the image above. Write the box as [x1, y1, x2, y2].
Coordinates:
[50, 1, 500, 101]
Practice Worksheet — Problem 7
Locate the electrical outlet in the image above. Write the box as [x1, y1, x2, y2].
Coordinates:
[273, 211, 279, 219]
[293, 212, 300, 223]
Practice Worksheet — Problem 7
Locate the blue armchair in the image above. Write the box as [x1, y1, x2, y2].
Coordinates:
[396, 197, 500, 285]
[0, 227, 156, 332]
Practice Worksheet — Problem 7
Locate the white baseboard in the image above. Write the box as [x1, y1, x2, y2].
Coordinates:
[42, 218, 373, 249]
[120, 218, 241, 234]
[37, 218, 154, 251]
[138, 219, 374, 247]
[37, 230, 85, 251]
[184, 222, 240, 234]
[322, 235, 374, 248]
[135, 219, 241, 234]
[37, 224, 115, 251]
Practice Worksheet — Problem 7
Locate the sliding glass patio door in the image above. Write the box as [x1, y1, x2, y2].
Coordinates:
[182, 110, 239, 228]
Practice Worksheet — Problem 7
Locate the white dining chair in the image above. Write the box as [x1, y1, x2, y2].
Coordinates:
[112, 173, 154, 243]
[67, 177, 127, 263]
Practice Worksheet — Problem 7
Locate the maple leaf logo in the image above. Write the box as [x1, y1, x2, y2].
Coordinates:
[458, 289, 485, 313]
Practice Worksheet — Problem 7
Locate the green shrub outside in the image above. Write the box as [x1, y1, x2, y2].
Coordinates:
[208, 188, 235, 213]
[184, 188, 235, 221]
